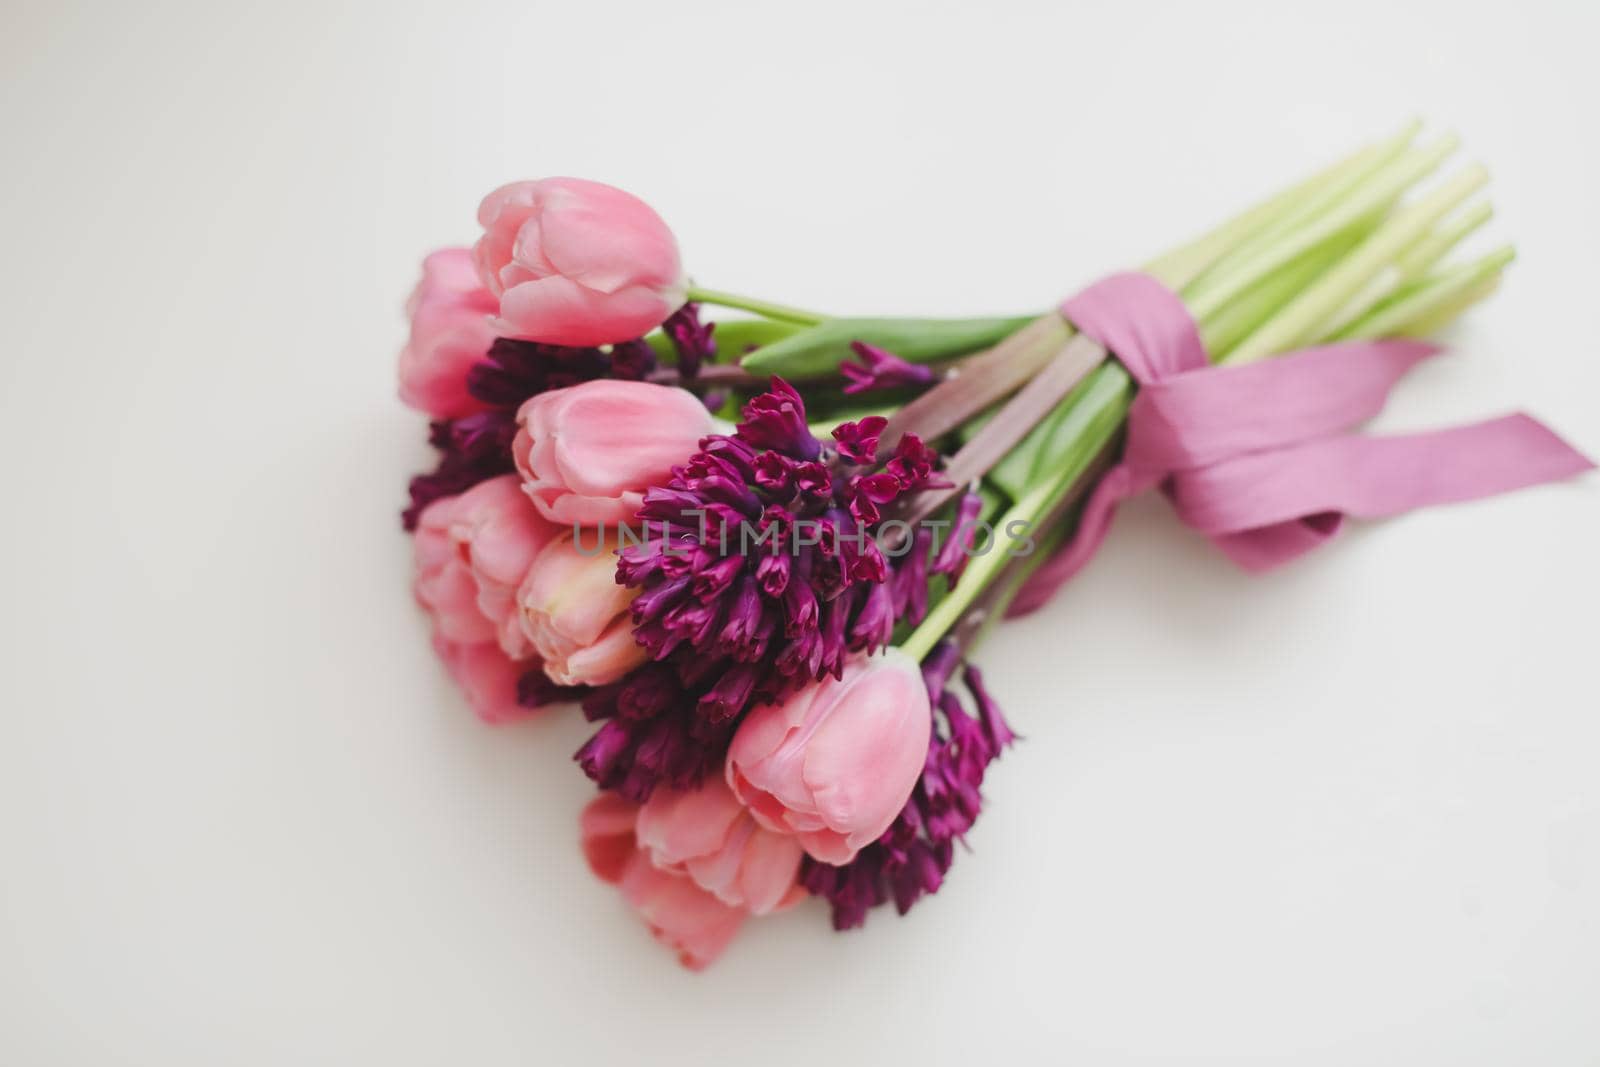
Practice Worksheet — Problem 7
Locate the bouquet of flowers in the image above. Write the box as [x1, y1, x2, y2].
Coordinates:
[398, 124, 1590, 969]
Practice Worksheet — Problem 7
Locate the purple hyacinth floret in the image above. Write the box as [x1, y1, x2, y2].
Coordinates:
[736, 378, 821, 460]
[931, 490, 984, 579]
[661, 303, 716, 381]
[801, 643, 1017, 929]
[516, 668, 589, 710]
[574, 664, 739, 802]
[578, 378, 949, 798]
[402, 413, 518, 530]
[841, 341, 937, 395]
[465, 337, 614, 406]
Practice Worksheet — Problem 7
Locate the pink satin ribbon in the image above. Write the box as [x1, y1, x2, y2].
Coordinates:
[1009, 272, 1594, 616]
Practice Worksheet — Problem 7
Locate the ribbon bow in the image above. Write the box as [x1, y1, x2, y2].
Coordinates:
[1011, 272, 1593, 616]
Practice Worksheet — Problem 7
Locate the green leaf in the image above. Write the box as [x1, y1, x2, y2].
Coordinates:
[738, 315, 1032, 379]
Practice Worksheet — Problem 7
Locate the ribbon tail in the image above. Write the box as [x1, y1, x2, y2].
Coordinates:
[1127, 339, 1439, 471]
[1167, 413, 1595, 572]
[1006, 465, 1135, 617]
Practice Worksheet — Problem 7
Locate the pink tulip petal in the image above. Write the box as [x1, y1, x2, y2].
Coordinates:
[496, 276, 676, 347]
[619, 855, 745, 971]
[555, 616, 647, 686]
[535, 178, 685, 295]
[580, 793, 641, 884]
[430, 636, 530, 725]
[735, 827, 805, 916]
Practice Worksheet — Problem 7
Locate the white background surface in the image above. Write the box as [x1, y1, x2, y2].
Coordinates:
[3, 1, 1598, 1063]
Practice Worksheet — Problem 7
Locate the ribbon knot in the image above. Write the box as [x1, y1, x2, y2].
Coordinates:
[1010, 272, 1593, 616]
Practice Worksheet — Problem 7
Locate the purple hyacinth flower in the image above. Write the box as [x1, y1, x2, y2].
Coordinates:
[608, 338, 659, 381]
[401, 413, 518, 530]
[661, 303, 716, 381]
[737, 378, 821, 460]
[841, 341, 936, 395]
[963, 664, 1019, 752]
[831, 415, 888, 465]
[586, 379, 952, 799]
[931, 490, 984, 578]
[516, 668, 588, 710]
[919, 639, 963, 700]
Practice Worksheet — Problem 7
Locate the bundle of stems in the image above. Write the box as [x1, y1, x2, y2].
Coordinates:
[686, 123, 1512, 664]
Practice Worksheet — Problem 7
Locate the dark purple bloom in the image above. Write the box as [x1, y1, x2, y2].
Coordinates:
[841, 341, 937, 395]
[737, 378, 821, 460]
[661, 303, 716, 381]
[919, 639, 963, 698]
[754, 452, 795, 494]
[516, 668, 589, 710]
[579, 381, 952, 798]
[886, 434, 945, 489]
[401, 414, 517, 530]
[889, 527, 933, 622]
[846, 471, 902, 525]
[576, 670, 736, 803]
[465, 337, 612, 406]
[931, 490, 984, 578]
[800, 849, 888, 930]
[802, 640, 1017, 929]
[793, 461, 831, 498]
[848, 582, 896, 651]
[831, 415, 887, 465]
[964, 664, 1019, 752]
[608, 338, 659, 381]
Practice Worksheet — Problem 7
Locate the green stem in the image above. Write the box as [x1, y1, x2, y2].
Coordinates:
[899, 363, 1131, 662]
[1333, 245, 1514, 340]
[684, 285, 825, 326]
[1185, 135, 1459, 324]
[1223, 162, 1489, 362]
[1396, 200, 1492, 280]
[900, 474, 1075, 663]
[1145, 121, 1419, 291]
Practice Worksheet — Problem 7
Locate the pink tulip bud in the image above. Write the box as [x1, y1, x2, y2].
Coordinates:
[513, 380, 716, 526]
[413, 475, 563, 660]
[397, 248, 500, 419]
[518, 531, 648, 686]
[580, 793, 745, 971]
[636, 777, 805, 915]
[473, 177, 687, 346]
[727, 648, 932, 865]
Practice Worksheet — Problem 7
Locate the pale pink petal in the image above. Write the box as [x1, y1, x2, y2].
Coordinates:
[551, 616, 646, 686]
[732, 825, 804, 915]
[580, 793, 641, 884]
[637, 780, 745, 869]
[496, 276, 675, 347]
[536, 177, 685, 294]
[802, 654, 931, 857]
[619, 854, 745, 971]
[431, 636, 530, 725]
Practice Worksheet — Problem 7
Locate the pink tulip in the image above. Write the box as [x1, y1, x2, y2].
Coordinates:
[580, 793, 745, 971]
[473, 177, 687, 346]
[414, 475, 562, 660]
[518, 531, 648, 686]
[397, 248, 500, 419]
[636, 777, 805, 915]
[513, 380, 715, 526]
[727, 648, 932, 865]
[430, 635, 529, 725]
